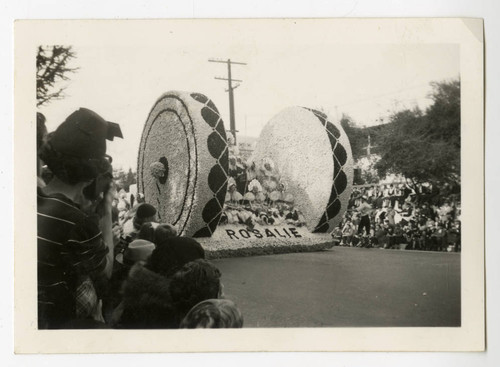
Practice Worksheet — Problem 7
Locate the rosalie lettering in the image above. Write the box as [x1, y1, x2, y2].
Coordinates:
[225, 228, 302, 240]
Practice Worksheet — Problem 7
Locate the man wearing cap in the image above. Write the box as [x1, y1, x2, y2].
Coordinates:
[37, 108, 123, 328]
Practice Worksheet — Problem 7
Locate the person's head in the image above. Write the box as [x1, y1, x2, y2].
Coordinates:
[116, 239, 155, 267]
[169, 259, 222, 320]
[138, 222, 178, 244]
[180, 299, 243, 329]
[146, 236, 205, 277]
[133, 203, 157, 228]
[39, 108, 122, 189]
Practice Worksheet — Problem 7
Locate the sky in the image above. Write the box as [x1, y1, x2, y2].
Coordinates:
[39, 37, 459, 170]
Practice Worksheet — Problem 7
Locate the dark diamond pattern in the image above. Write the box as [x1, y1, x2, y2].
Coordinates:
[207, 100, 219, 113]
[306, 108, 350, 233]
[207, 213, 222, 233]
[315, 221, 330, 233]
[215, 117, 226, 136]
[329, 124, 341, 139]
[310, 109, 327, 119]
[192, 227, 211, 238]
[333, 155, 340, 181]
[191, 93, 229, 237]
[334, 171, 347, 194]
[326, 199, 341, 220]
[190, 93, 209, 104]
[201, 107, 220, 127]
[202, 197, 223, 223]
[219, 148, 229, 171]
[208, 164, 227, 193]
[215, 182, 228, 208]
[334, 143, 347, 165]
[207, 131, 226, 158]
[326, 130, 337, 149]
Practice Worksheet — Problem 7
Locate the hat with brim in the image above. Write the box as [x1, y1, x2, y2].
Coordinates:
[50, 108, 123, 159]
[116, 239, 155, 266]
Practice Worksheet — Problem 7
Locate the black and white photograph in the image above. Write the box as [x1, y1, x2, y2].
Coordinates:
[13, 18, 484, 353]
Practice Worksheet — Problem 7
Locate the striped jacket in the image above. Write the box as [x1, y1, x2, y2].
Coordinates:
[37, 188, 108, 328]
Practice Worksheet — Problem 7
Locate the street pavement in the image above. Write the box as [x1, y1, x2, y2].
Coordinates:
[212, 247, 461, 327]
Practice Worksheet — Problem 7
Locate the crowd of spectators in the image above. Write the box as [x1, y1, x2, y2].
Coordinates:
[36, 109, 243, 329]
[36, 108, 461, 329]
[331, 183, 461, 252]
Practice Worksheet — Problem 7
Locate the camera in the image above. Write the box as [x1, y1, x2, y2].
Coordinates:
[83, 171, 114, 216]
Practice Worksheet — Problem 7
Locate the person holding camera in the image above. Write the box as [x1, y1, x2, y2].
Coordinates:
[37, 108, 123, 329]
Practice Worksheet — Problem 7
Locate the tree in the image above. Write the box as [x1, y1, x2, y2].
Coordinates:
[374, 79, 461, 191]
[36, 46, 79, 107]
[113, 167, 137, 191]
[340, 114, 367, 161]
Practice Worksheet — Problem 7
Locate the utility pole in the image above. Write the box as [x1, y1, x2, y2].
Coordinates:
[209, 58, 246, 143]
[363, 133, 378, 157]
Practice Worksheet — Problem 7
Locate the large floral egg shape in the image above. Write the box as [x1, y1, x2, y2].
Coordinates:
[137, 91, 229, 237]
[252, 106, 353, 232]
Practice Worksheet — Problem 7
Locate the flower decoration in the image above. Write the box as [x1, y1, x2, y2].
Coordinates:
[278, 180, 287, 192]
[248, 179, 263, 193]
[284, 193, 294, 203]
[227, 177, 237, 190]
[150, 161, 166, 179]
[226, 132, 235, 146]
[231, 191, 243, 202]
[269, 190, 281, 202]
[262, 178, 277, 192]
[261, 157, 275, 176]
[244, 192, 256, 202]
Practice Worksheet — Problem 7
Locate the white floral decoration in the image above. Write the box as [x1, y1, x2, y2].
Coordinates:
[150, 161, 166, 179]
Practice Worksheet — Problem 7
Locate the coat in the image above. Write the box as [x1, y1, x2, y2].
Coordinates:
[114, 262, 178, 329]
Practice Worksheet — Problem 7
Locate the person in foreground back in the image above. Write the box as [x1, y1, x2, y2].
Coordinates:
[180, 299, 243, 329]
[113, 237, 206, 328]
[37, 108, 122, 328]
[169, 259, 223, 326]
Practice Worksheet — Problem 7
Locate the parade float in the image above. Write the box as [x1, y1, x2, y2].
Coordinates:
[138, 91, 353, 258]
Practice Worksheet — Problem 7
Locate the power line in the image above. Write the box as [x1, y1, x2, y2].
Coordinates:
[337, 83, 432, 108]
[209, 58, 247, 143]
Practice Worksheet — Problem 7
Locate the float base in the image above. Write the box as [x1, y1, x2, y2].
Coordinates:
[198, 224, 334, 259]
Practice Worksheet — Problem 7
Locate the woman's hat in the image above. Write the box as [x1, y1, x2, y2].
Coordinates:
[147, 237, 205, 277]
[136, 203, 157, 219]
[50, 108, 123, 159]
[116, 239, 155, 266]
